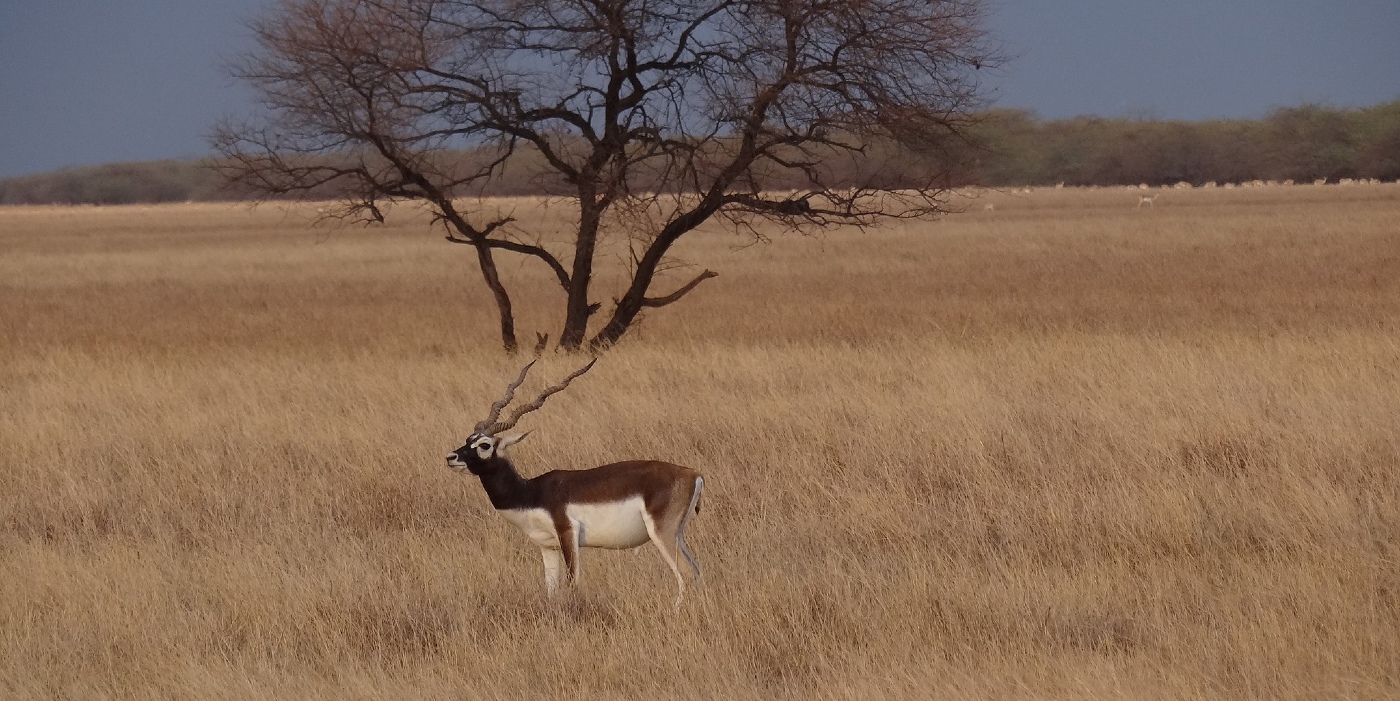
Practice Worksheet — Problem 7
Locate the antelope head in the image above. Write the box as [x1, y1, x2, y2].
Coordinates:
[447, 358, 598, 474]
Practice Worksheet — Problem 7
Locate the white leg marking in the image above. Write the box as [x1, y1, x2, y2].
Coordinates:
[541, 549, 563, 597]
[678, 540, 701, 580]
[642, 510, 686, 611]
[565, 521, 582, 584]
[677, 476, 703, 579]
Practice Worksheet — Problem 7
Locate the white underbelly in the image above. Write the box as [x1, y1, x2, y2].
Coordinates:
[568, 498, 650, 549]
[499, 499, 652, 550]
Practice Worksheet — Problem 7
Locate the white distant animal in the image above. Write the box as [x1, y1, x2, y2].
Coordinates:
[984, 204, 996, 211]
[446, 360, 705, 610]
[1138, 194, 1160, 207]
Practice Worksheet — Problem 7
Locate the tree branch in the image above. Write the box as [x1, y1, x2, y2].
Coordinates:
[640, 270, 718, 308]
[445, 234, 572, 291]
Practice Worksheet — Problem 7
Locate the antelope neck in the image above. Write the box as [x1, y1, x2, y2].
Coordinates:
[475, 458, 539, 511]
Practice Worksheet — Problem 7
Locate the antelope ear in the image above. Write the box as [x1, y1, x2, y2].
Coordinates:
[496, 432, 530, 452]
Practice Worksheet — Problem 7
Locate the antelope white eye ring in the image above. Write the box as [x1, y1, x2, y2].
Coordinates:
[471, 435, 495, 458]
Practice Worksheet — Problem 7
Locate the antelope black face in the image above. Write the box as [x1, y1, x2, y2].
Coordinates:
[447, 432, 527, 474]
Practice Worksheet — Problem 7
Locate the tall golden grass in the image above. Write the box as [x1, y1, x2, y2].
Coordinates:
[2, 185, 1399, 699]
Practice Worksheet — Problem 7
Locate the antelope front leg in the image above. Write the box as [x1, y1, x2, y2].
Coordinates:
[554, 518, 582, 586]
[541, 549, 564, 597]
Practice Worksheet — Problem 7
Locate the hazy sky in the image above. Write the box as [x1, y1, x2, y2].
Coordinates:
[2, 0, 1397, 178]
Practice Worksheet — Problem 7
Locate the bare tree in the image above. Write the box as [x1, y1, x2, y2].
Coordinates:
[212, 0, 996, 353]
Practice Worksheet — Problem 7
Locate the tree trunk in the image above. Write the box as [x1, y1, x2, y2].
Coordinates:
[587, 200, 723, 350]
[587, 232, 673, 350]
[588, 297, 640, 351]
[558, 203, 602, 351]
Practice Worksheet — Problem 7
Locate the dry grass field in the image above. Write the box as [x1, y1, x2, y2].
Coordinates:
[2, 184, 1400, 699]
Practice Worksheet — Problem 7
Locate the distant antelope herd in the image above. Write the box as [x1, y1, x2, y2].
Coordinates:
[974, 178, 1391, 211]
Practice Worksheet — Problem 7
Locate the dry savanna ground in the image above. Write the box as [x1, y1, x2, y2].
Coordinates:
[2, 184, 1400, 699]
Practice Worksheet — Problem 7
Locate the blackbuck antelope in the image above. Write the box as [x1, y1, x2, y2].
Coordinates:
[447, 359, 704, 609]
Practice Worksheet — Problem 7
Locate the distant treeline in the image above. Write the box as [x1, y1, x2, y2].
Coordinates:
[968, 100, 1400, 187]
[0, 160, 228, 206]
[3, 100, 1397, 206]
